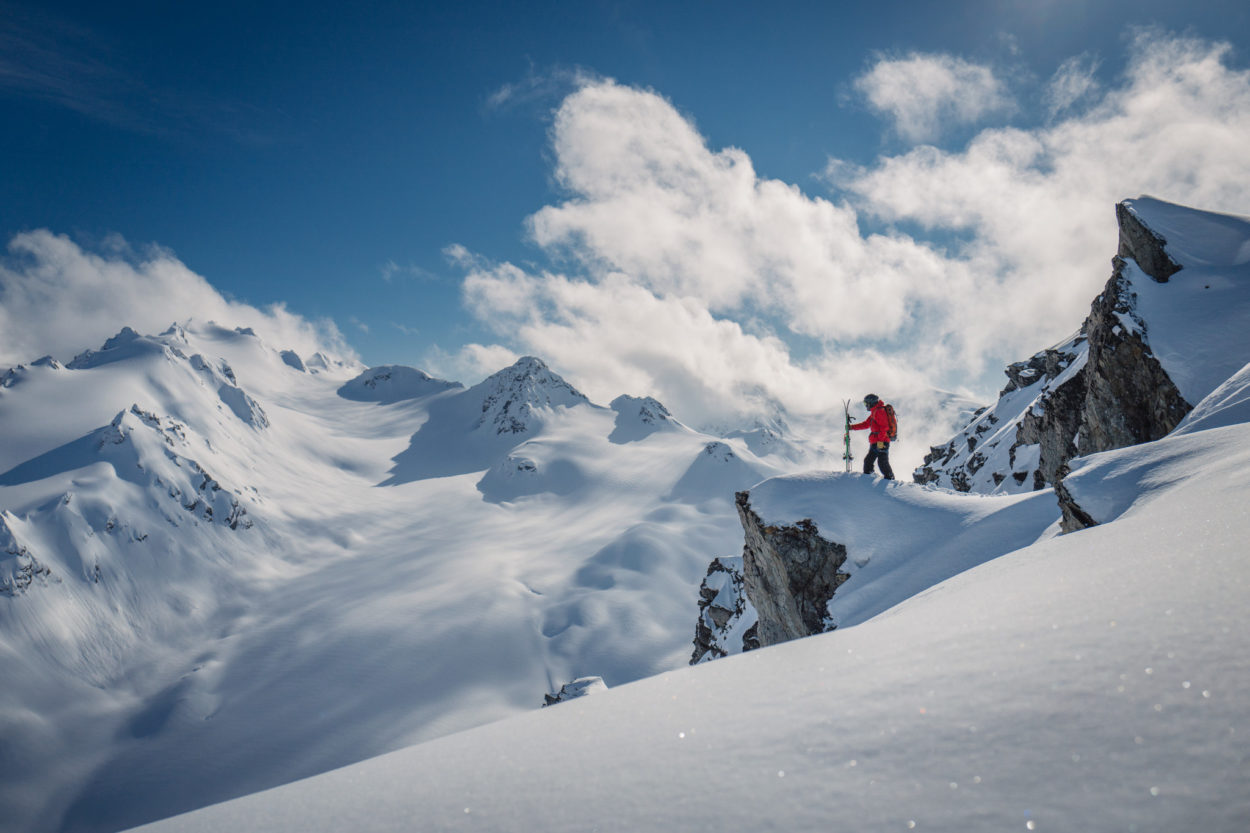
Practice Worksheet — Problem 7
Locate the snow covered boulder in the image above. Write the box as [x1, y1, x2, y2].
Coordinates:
[542, 676, 608, 706]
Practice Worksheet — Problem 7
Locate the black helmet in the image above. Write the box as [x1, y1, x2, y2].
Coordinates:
[863, 393, 879, 407]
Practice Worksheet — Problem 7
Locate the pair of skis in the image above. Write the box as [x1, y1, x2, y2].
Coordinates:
[842, 399, 853, 473]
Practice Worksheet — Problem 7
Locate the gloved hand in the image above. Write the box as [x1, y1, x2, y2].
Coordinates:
[876, 441, 886, 450]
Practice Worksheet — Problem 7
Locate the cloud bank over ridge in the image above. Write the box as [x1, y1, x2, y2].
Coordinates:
[0, 230, 350, 367]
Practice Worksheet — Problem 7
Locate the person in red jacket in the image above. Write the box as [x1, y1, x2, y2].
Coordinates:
[849, 393, 894, 479]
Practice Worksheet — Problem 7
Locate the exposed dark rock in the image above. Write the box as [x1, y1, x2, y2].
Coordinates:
[1054, 467, 1099, 533]
[1078, 257, 1191, 453]
[1012, 354, 1087, 489]
[735, 491, 850, 648]
[1116, 201, 1182, 283]
[690, 556, 756, 664]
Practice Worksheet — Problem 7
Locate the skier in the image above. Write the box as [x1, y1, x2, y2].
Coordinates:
[849, 394, 894, 480]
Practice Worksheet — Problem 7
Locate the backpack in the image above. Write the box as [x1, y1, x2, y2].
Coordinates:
[883, 403, 898, 442]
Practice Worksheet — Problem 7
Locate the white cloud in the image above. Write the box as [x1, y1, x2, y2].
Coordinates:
[528, 80, 950, 343]
[853, 53, 1015, 143]
[0, 230, 351, 368]
[1044, 54, 1101, 117]
[843, 31, 1250, 367]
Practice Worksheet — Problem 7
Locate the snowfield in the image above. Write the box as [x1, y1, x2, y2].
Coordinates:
[0, 325, 805, 833]
[127, 418, 1250, 833]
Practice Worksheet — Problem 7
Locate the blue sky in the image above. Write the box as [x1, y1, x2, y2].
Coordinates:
[4, 0, 1250, 446]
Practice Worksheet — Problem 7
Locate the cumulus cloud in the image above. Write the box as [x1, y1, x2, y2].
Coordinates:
[528, 80, 951, 343]
[843, 31, 1250, 368]
[0, 230, 351, 368]
[438, 31, 1250, 472]
[853, 52, 1015, 143]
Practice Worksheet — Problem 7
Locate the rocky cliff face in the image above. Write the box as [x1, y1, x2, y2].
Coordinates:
[691, 493, 849, 662]
[914, 200, 1192, 495]
[737, 492, 849, 647]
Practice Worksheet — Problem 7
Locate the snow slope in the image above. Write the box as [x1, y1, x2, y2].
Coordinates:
[0, 326, 807, 833]
[126, 411, 1250, 833]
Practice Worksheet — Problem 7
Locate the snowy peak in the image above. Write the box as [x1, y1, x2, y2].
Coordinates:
[338, 365, 462, 404]
[608, 394, 684, 442]
[667, 440, 775, 503]
[67, 326, 179, 369]
[468, 356, 591, 435]
[97, 405, 253, 530]
[382, 357, 594, 483]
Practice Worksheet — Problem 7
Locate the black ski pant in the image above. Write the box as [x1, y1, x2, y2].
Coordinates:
[864, 442, 894, 479]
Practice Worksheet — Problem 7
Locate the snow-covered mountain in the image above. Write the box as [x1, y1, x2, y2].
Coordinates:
[0, 327, 808, 833]
[121, 197, 1250, 831]
[4, 196, 1248, 833]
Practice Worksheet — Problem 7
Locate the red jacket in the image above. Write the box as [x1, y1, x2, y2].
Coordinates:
[851, 402, 892, 445]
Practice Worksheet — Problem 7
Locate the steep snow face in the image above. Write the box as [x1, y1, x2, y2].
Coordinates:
[0, 327, 810, 833]
[123, 405, 1250, 833]
[1173, 361, 1250, 435]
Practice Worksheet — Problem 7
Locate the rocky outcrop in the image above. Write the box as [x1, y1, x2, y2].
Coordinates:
[734, 491, 849, 648]
[690, 556, 758, 664]
[1077, 256, 1191, 453]
[1054, 472, 1099, 533]
[0, 516, 56, 597]
[914, 200, 1193, 495]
